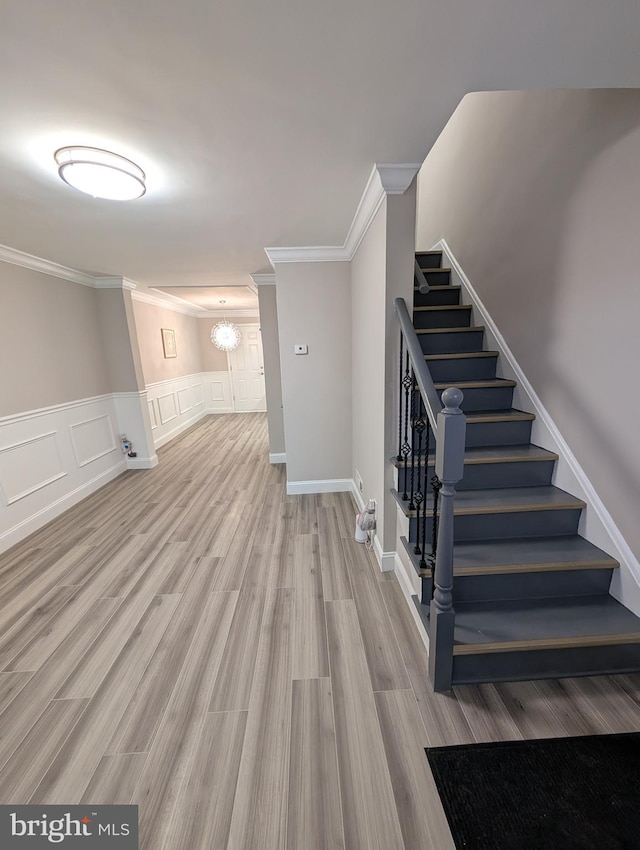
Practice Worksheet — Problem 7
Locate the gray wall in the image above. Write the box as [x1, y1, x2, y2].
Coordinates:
[0, 261, 112, 417]
[276, 262, 352, 483]
[258, 286, 285, 456]
[416, 88, 640, 559]
[132, 299, 203, 385]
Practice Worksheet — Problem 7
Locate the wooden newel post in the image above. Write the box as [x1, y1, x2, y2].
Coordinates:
[429, 387, 466, 692]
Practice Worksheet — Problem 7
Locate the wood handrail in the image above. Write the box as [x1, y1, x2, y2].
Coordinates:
[394, 296, 441, 431]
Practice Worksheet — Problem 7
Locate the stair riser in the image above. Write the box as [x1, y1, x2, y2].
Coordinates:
[452, 643, 640, 685]
[397, 459, 555, 492]
[414, 288, 460, 307]
[416, 253, 442, 269]
[420, 568, 613, 604]
[465, 419, 533, 447]
[413, 308, 472, 330]
[438, 385, 514, 412]
[419, 330, 485, 355]
[427, 356, 498, 383]
[408, 507, 582, 542]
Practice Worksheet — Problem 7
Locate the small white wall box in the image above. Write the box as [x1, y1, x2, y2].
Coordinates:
[294, 344, 308, 355]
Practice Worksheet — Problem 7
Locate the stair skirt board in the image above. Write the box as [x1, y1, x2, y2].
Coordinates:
[396, 245, 640, 687]
[432, 238, 640, 618]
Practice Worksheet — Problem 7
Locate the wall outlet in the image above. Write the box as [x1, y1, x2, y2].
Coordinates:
[355, 470, 363, 493]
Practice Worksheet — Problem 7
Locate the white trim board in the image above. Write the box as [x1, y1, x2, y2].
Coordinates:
[0, 393, 129, 555]
[435, 237, 640, 617]
[265, 163, 420, 266]
[286, 478, 353, 496]
[0, 461, 125, 554]
[269, 453, 286, 464]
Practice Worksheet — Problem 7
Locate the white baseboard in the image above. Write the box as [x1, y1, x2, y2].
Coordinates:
[208, 407, 234, 415]
[269, 452, 286, 464]
[373, 536, 397, 572]
[126, 454, 159, 469]
[153, 409, 208, 449]
[350, 480, 394, 571]
[0, 460, 125, 554]
[394, 553, 431, 654]
[0, 394, 129, 555]
[286, 478, 353, 496]
[437, 237, 640, 616]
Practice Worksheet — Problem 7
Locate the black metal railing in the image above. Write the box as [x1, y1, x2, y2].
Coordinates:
[394, 295, 466, 691]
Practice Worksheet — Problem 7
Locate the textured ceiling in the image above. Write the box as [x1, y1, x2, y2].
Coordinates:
[2, 0, 640, 297]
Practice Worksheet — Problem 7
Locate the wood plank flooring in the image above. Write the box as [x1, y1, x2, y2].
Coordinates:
[1, 412, 639, 848]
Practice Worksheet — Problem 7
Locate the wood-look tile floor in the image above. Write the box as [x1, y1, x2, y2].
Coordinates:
[1, 413, 640, 848]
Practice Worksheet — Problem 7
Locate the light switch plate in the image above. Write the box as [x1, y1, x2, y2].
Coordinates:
[294, 344, 308, 355]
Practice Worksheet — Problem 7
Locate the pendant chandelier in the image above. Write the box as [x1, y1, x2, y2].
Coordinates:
[210, 320, 241, 352]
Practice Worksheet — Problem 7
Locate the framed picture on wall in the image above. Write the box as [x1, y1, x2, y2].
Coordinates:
[161, 328, 177, 358]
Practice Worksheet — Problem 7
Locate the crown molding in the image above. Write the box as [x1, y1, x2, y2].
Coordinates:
[251, 273, 276, 286]
[203, 309, 260, 318]
[131, 289, 202, 317]
[264, 162, 420, 266]
[94, 276, 138, 291]
[0, 243, 96, 287]
[376, 163, 422, 194]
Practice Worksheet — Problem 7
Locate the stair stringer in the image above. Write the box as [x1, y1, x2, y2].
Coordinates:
[434, 237, 640, 617]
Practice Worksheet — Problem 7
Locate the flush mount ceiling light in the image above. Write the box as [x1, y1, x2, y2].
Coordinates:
[211, 321, 241, 352]
[53, 146, 146, 200]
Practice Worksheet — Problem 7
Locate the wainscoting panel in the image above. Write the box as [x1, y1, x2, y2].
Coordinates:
[203, 371, 233, 413]
[157, 392, 178, 425]
[0, 395, 125, 554]
[69, 414, 117, 468]
[145, 374, 209, 449]
[177, 386, 192, 415]
[0, 431, 66, 505]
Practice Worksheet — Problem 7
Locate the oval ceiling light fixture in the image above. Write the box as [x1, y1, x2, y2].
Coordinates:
[211, 321, 241, 352]
[54, 146, 146, 200]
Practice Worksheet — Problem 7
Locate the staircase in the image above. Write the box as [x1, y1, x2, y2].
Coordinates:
[395, 249, 640, 686]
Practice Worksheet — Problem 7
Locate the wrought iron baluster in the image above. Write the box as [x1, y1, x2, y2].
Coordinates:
[400, 350, 412, 500]
[412, 396, 426, 555]
[409, 379, 417, 510]
[397, 334, 404, 462]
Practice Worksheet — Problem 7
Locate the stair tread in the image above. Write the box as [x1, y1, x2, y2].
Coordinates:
[393, 444, 557, 468]
[452, 594, 640, 653]
[425, 350, 498, 360]
[400, 535, 618, 578]
[466, 408, 535, 423]
[414, 304, 471, 312]
[443, 485, 585, 513]
[416, 326, 484, 334]
[452, 535, 619, 572]
[415, 285, 460, 292]
[434, 378, 516, 389]
[393, 485, 585, 516]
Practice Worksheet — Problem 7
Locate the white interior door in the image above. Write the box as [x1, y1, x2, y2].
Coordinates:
[228, 324, 266, 412]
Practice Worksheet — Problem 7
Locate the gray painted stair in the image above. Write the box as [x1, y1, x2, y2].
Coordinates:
[394, 444, 558, 490]
[393, 250, 640, 686]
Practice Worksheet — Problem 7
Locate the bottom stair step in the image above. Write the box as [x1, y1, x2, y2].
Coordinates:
[448, 595, 640, 684]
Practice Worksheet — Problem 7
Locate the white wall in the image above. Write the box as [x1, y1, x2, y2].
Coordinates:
[258, 285, 286, 458]
[416, 88, 640, 562]
[275, 262, 352, 488]
[351, 203, 387, 529]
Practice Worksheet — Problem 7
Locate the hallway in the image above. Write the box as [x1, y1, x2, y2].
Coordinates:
[0, 413, 639, 849]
